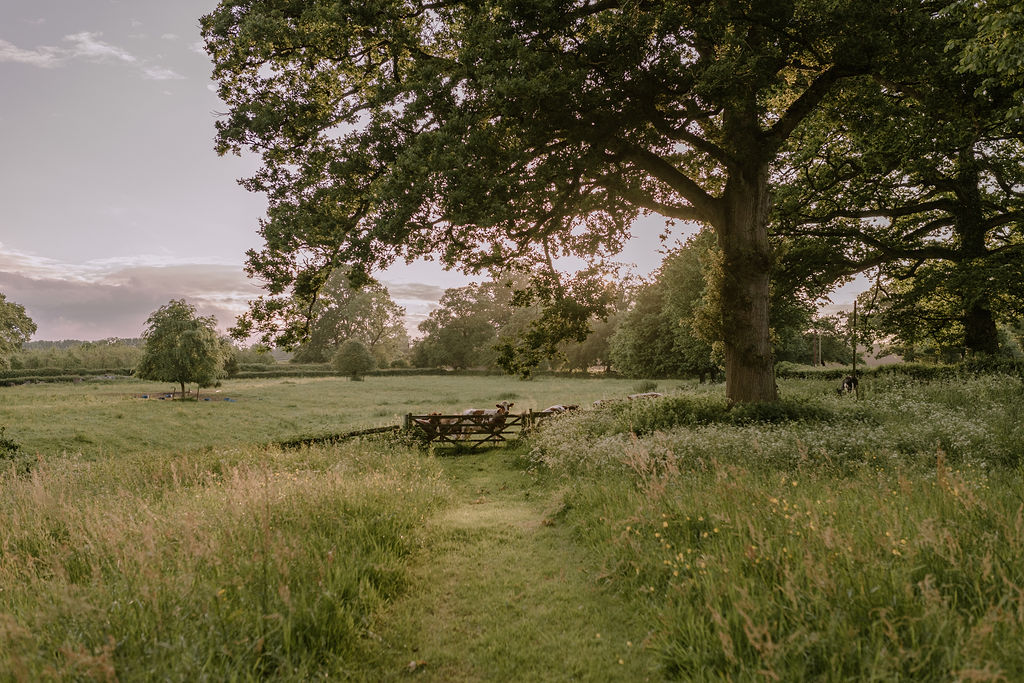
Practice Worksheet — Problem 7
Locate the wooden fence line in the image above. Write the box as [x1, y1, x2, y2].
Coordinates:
[278, 410, 556, 451]
[277, 425, 401, 449]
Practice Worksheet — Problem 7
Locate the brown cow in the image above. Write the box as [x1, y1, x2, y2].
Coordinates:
[461, 401, 514, 435]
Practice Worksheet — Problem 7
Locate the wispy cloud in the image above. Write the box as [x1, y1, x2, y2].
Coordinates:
[385, 282, 446, 302]
[142, 65, 184, 81]
[64, 31, 137, 63]
[0, 244, 447, 340]
[0, 38, 63, 68]
[0, 244, 258, 339]
[0, 32, 184, 80]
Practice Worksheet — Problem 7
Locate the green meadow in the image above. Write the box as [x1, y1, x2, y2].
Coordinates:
[0, 375, 641, 458]
[1, 373, 1023, 680]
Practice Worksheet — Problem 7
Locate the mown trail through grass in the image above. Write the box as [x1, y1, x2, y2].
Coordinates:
[374, 449, 661, 682]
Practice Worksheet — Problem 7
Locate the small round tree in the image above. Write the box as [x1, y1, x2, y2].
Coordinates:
[137, 300, 224, 399]
[0, 293, 36, 370]
[332, 338, 376, 380]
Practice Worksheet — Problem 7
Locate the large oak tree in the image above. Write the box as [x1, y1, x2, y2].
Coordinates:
[203, 0, 902, 402]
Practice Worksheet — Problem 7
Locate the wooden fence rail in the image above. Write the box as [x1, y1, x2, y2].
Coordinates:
[404, 411, 551, 449]
[277, 410, 562, 451]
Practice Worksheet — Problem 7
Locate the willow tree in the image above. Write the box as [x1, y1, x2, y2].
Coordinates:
[137, 300, 224, 399]
[203, 0, 901, 402]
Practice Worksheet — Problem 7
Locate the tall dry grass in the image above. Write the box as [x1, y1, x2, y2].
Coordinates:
[0, 441, 450, 680]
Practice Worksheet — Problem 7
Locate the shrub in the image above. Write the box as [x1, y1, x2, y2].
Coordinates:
[332, 339, 376, 379]
[0, 426, 21, 458]
[0, 426, 31, 474]
[529, 375, 1021, 476]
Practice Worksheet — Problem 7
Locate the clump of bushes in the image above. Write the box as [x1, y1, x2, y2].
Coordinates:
[0, 426, 21, 458]
[532, 375, 1024, 679]
[775, 359, 1024, 382]
[593, 393, 844, 436]
[0, 426, 32, 474]
[529, 376, 1022, 475]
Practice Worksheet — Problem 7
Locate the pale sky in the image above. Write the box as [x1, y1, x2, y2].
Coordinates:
[0, 1, 858, 341]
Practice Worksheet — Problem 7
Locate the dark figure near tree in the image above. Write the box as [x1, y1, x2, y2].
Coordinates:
[837, 375, 859, 395]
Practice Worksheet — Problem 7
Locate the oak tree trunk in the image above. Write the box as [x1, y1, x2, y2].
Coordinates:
[955, 153, 999, 356]
[716, 165, 778, 404]
[964, 302, 998, 355]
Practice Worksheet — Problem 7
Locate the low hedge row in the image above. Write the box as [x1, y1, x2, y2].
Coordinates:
[775, 358, 1024, 381]
[0, 367, 134, 380]
[0, 375, 91, 387]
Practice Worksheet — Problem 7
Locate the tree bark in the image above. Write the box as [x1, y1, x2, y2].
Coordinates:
[954, 151, 999, 356]
[964, 302, 998, 355]
[716, 164, 778, 403]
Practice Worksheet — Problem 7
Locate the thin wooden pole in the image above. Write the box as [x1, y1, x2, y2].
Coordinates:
[852, 301, 859, 400]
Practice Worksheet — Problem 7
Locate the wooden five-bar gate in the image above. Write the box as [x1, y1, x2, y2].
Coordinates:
[404, 411, 548, 449]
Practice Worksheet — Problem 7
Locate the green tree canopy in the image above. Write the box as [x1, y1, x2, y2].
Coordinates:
[12, 338, 143, 371]
[610, 230, 843, 377]
[952, 0, 1024, 118]
[412, 278, 527, 370]
[559, 289, 629, 373]
[202, 0, 905, 402]
[234, 267, 409, 365]
[0, 294, 36, 370]
[610, 231, 721, 381]
[774, 5, 1024, 357]
[137, 300, 224, 398]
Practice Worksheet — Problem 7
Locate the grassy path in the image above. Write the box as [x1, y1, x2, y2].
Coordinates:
[375, 450, 661, 682]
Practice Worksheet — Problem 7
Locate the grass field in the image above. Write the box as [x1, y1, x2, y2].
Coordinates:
[0, 374, 647, 458]
[1, 372, 1023, 680]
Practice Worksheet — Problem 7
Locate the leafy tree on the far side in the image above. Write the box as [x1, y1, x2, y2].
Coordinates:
[412, 280, 524, 370]
[494, 266, 617, 378]
[233, 267, 409, 366]
[332, 338, 376, 379]
[610, 231, 721, 381]
[12, 339, 144, 371]
[137, 300, 224, 398]
[0, 294, 36, 369]
[611, 229, 835, 378]
[232, 343, 275, 366]
[773, 314, 852, 366]
[203, 0, 905, 403]
[560, 308, 623, 373]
